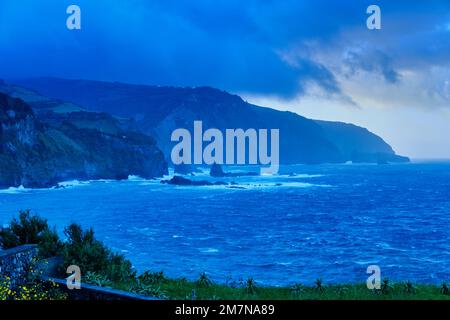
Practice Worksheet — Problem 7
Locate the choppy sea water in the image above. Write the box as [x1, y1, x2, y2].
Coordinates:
[0, 162, 449, 286]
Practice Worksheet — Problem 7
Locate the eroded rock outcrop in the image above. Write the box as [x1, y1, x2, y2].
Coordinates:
[0, 93, 168, 188]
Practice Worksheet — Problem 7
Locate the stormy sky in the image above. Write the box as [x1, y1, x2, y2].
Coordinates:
[0, 0, 449, 158]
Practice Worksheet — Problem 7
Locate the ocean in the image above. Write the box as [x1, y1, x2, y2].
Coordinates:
[1, 162, 449, 286]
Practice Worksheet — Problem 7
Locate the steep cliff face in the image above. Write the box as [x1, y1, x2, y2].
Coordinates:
[14, 77, 409, 165]
[315, 121, 409, 163]
[0, 93, 168, 188]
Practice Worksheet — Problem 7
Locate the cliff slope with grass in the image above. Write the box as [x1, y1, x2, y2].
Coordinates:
[0, 92, 167, 188]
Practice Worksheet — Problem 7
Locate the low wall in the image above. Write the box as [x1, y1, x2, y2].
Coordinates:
[0, 244, 38, 287]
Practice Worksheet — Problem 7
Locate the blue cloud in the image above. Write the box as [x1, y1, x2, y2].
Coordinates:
[0, 0, 448, 98]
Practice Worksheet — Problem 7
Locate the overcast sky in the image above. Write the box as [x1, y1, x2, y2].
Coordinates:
[1, 0, 449, 158]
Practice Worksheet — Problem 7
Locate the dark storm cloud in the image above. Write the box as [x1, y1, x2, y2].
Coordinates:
[0, 0, 448, 97]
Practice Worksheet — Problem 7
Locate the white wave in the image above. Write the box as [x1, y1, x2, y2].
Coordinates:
[275, 173, 324, 179]
[231, 182, 332, 190]
[0, 185, 31, 194]
[354, 260, 379, 266]
[128, 175, 145, 181]
[57, 178, 117, 188]
[279, 182, 331, 188]
[88, 179, 114, 183]
[276, 262, 293, 266]
[167, 181, 332, 191]
[199, 248, 219, 253]
[184, 167, 209, 177]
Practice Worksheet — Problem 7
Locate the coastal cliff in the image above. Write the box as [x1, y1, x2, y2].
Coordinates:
[0, 92, 167, 188]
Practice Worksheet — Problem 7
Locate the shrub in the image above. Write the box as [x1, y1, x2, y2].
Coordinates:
[138, 271, 166, 285]
[196, 273, 213, 287]
[290, 283, 305, 297]
[62, 223, 135, 282]
[381, 279, 393, 295]
[404, 281, 416, 294]
[334, 284, 349, 296]
[0, 210, 62, 258]
[0, 210, 48, 249]
[132, 279, 167, 299]
[39, 227, 64, 258]
[63, 224, 110, 273]
[106, 252, 136, 282]
[0, 276, 67, 300]
[314, 278, 325, 293]
[441, 282, 449, 295]
[245, 278, 257, 295]
[84, 271, 112, 287]
[0, 263, 68, 301]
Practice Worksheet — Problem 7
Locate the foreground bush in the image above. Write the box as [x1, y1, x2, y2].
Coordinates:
[0, 276, 67, 300]
[0, 253, 67, 301]
[0, 212, 135, 284]
[63, 223, 135, 282]
[0, 210, 48, 249]
[0, 210, 62, 258]
[0, 211, 136, 300]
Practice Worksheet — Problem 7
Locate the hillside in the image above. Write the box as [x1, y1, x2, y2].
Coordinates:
[11, 78, 409, 165]
[0, 91, 167, 188]
[315, 120, 410, 163]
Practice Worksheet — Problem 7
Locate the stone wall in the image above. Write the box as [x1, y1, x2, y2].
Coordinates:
[0, 244, 38, 287]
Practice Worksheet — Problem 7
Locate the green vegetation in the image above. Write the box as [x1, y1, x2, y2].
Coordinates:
[62, 223, 135, 282]
[1, 212, 449, 300]
[0, 210, 63, 258]
[82, 271, 450, 300]
[0, 275, 67, 300]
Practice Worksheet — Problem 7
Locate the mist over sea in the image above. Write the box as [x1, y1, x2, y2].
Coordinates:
[1, 162, 449, 286]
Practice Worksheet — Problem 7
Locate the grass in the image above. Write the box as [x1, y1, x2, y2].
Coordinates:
[87, 272, 450, 300]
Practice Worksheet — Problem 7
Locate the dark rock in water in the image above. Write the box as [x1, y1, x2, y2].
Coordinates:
[0, 92, 168, 188]
[161, 175, 228, 186]
[161, 176, 199, 185]
[210, 164, 258, 177]
[210, 163, 226, 177]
